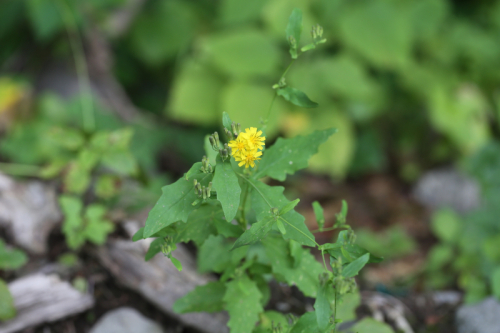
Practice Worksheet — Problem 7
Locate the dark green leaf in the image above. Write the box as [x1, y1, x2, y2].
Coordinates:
[0, 279, 15, 321]
[0, 240, 27, 270]
[184, 162, 202, 180]
[144, 173, 213, 237]
[174, 204, 220, 246]
[198, 235, 232, 273]
[145, 238, 164, 261]
[254, 128, 336, 181]
[342, 253, 370, 278]
[286, 8, 303, 58]
[59, 196, 85, 250]
[213, 158, 241, 221]
[327, 241, 383, 265]
[84, 204, 114, 245]
[213, 218, 243, 238]
[249, 179, 316, 247]
[277, 87, 318, 108]
[26, 0, 63, 40]
[315, 274, 331, 330]
[101, 150, 138, 176]
[312, 201, 325, 230]
[279, 198, 300, 216]
[222, 112, 233, 132]
[173, 281, 226, 313]
[349, 318, 393, 333]
[263, 236, 323, 297]
[223, 275, 263, 333]
[290, 312, 321, 333]
[232, 215, 275, 250]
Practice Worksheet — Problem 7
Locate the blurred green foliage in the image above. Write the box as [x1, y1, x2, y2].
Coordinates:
[426, 142, 500, 303]
[1, 0, 500, 178]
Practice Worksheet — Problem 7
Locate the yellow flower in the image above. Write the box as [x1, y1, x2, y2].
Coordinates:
[240, 127, 265, 150]
[234, 149, 262, 168]
[228, 136, 247, 157]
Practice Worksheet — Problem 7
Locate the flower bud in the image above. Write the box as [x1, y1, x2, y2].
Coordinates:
[224, 127, 234, 140]
[214, 132, 220, 147]
[231, 122, 238, 136]
[202, 186, 207, 200]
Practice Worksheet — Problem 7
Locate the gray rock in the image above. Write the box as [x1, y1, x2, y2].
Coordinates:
[0, 174, 61, 254]
[90, 307, 163, 333]
[456, 297, 500, 333]
[413, 168, 480, 214]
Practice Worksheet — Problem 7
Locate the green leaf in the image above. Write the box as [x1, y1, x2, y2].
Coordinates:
[101, 150, 138, 176]
[0, 240, 27, 270]
[491, 266, 500, 299]
[184, 162, 203, 180]
[171, 257, 183, 271]
[213, 157, 241, 222]
[222, 112, 233, 132]
[198, 235, 232, 273]
[59, 195, 86, 250]
[84, 204, 114, 245]
[26, 0, 63, 40]
[145, 238, 164, 261]
[46, 127, 85, 151]
[173, 281, 226, 313]
[290, 312, 321, 333]
[203, 29, 280, 78]
[254, 311, 289, 332]
[132, 228, 144, 241]
[0, 279, 15, 321]
[64, 162, 91, 195]
[233, 215, 275, 250]
[95, 174, 120, 199]
[213, 218, 243, 238]
[350, 318, 393, 333]
[276, 219, 286, 235]
[312, 201, 325, 230]
[277, 87, 318, 108]
[144, 173, 213, 238]
[279, 198, 300, 216]
[263, 236, 323, 297]
[174, 204, 219, 246]
[315, 274, 331, 330]
[342, 253, 370, 278]
[286, 8, 303, 58]
[254, 128, 337, 181]
[204, 136, 218, 166]
[431, 208, 461, 243]
[223, 275, 263, 333]
[249, 180, 316, 247]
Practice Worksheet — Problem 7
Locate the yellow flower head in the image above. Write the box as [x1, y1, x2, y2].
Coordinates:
[235, 149, 262, 168]
[227, 127, 265, 168]
[240, 127, 265, 150]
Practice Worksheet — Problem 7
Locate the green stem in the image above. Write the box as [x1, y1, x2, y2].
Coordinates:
[0, 163, 41, 177]
[321, 249, 328, 272]
[57, 0, 95, 132]
[279, 216, 319, 247]
[311, 226, 348, 234]
[237, 182, 250, 229]
[333, 289, 338, 332]
[236, 174, 273, 208]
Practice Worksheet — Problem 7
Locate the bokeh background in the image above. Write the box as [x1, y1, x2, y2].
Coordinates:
[1, 0, 500, 332]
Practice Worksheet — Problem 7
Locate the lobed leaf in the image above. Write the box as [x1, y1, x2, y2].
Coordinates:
[173, 281, 226, 313]
[223, 275, 263, 333]
[232, 215, 275, 250]
[254, 128, 336, 181]
[277, 87, 318, 108]
[144, 171, 213, 238]
[174, 204, 220, 246]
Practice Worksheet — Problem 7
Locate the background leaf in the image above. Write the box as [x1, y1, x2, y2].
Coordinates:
[0, 279, 15, 321]
[277, 87, 318, 108]
[173, 281, 226, 313]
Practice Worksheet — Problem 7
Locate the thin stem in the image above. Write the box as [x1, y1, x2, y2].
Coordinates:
[237, 182, 250, 229]
[236, 174, 273, 208]
[0, 163, 41, 177]
[321, 249, 328, 272]
[311, 226, 348, 234]
[57, 0, 95, 132]
[333, 289, 338, 332]
[279, 216, 319, 247]
[279, 59, 296, 82]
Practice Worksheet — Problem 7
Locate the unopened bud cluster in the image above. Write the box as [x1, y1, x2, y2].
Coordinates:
[201, 155, 213, 173]
[219, 143, 232, 162]
[194, 179, 212, 200]
[209, 132, 220, 151]
[161, 236, 176, 257]
[311, 24, 325, 44]
[223, 122, 241, 142]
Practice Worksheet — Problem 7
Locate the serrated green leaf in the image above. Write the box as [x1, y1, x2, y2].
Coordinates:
[312, 201, 325, 230]
[171, 257, 183, 271]
[277, 87, 318, 108]
[145, 238, 164, 261]
[248, 179, 316, 247]
[342, 253, 370, 278]
[254, 128, 336, 181]
[0, 279, 15, 321]
[174, 205, 219, 246]
[198, 235, 232, 273]
[224, 275, 263, 333]
[213, 158, 241, 221]
[0, 240, 27, 270]
[290, 312, 321, 333]
[222, 112, 233, 132]
[233, 215, 275, 250]
[144, 173, 213, 238]
[173, 281, 226, 313]
[315, 274, 331, 330]
[263, 236, 323, 297]
[279, 198, 300, 216]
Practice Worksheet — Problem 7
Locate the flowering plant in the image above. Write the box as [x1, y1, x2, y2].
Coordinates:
[134, 9, 382, 333]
